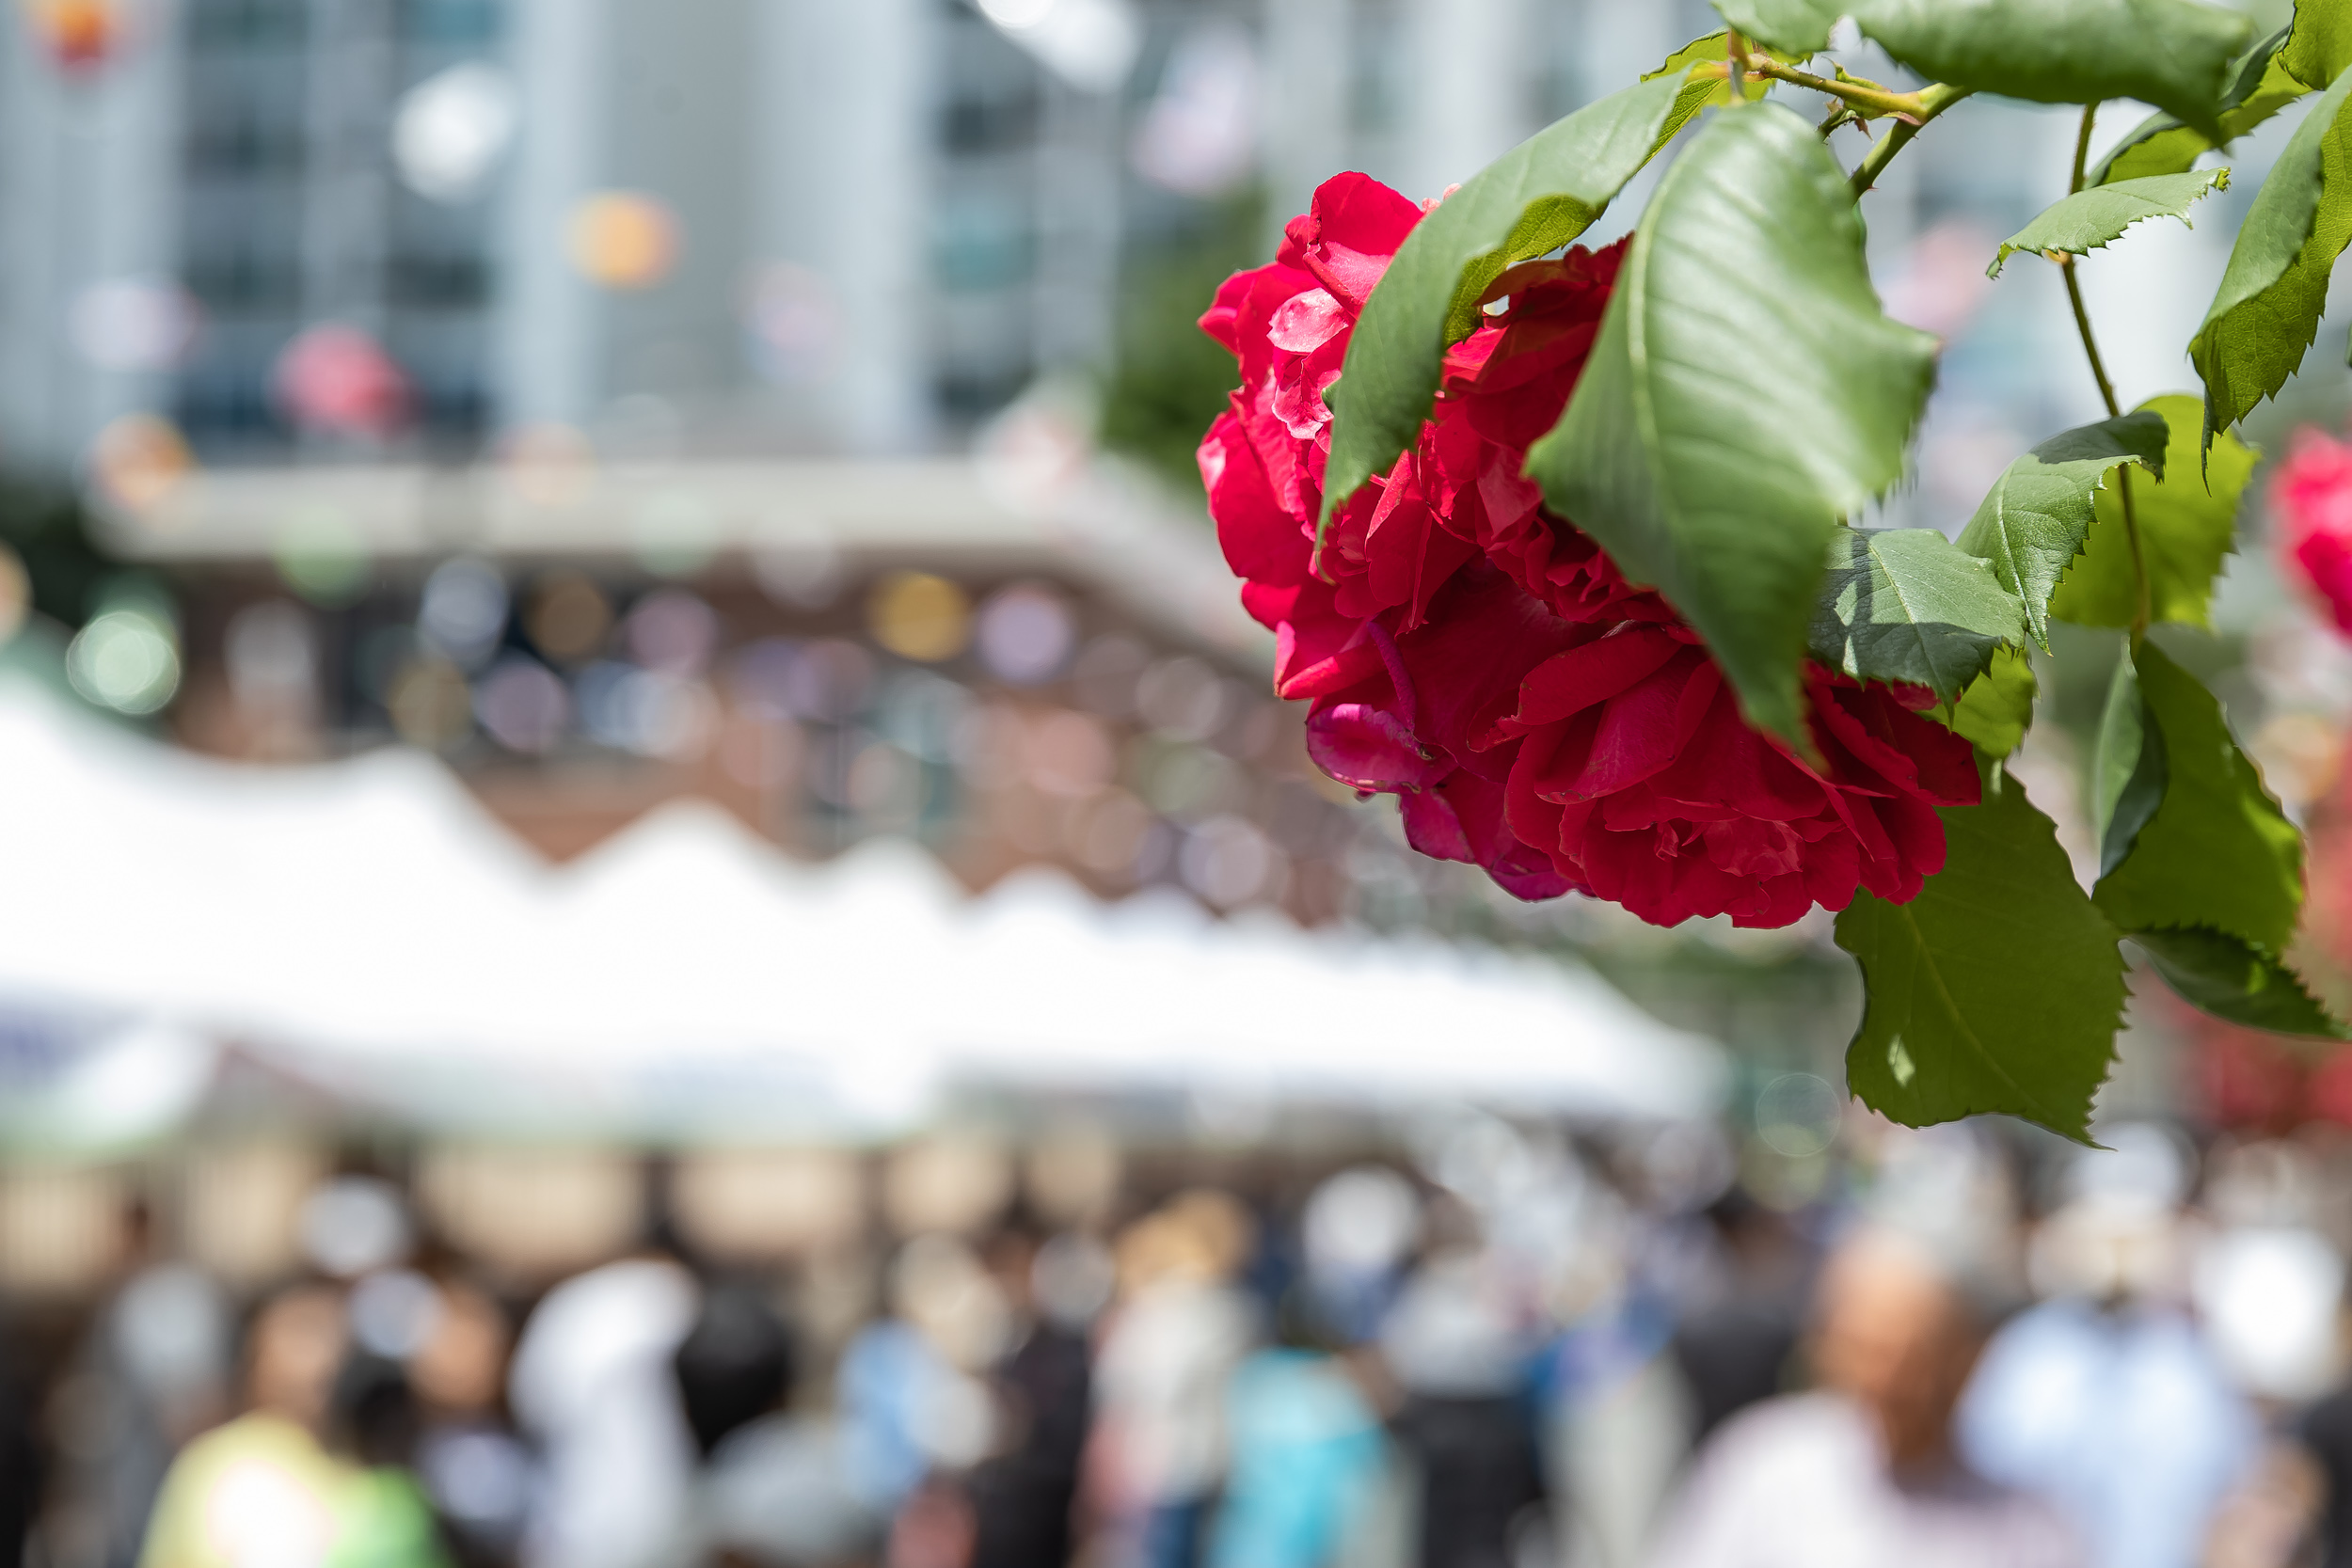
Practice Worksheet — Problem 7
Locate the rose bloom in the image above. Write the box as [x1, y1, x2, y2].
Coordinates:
[2271, 428, 2352, 635]
[1200, 173, 1979, 927]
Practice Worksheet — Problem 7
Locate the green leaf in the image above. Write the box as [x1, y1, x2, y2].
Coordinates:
[2286, 0, 2352, 88]
[1948, 647, 2037, 759]
[2096, 642, 2333, 1036]
[2092, 648, 2169, 876]
[1853, 0, 2253, 137]
[2132, 926, 2348, 1037]
[1713, 0, 1842, 55]
[1526, 104, 1937, 749]
[2048, 394, 2255, 629]
[2091, 25, 2304, 184]
[2189, 63, 2352, 442]
[2094, 640, 2304, 955]
[1837, 769, 2125, 1140]
[1647, 32, 1778, 150]
[1987, 169, 2230, 277]
[1318, 73, 1690, 534]
[1954, 412, 2169, 648]
[1809, 528, 2027, 701]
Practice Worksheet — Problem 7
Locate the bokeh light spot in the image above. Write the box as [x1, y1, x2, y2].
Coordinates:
[87, 414, 194, 515]
[474, 657, 571, 754]
[566, 192, 680, 290]
[868, 573, 971, 664]
[388, 657, 474, 749]
[624, 589, 719, 676]
[977, 583, 1074, 685]
[67, 608, 180, 715]
[0, 544, 32, 646]
[392, 61, 517, 203]
[1755, 1073, 1842, 1159]
[23, 0, 117, 71]
[525, 572, 612, 662]
[419, 558, 510, 669]
[72, 277, 199, 372]
[273, 323, 410, 437]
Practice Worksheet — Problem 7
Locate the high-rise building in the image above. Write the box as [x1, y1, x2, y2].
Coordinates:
[0, 0, 1721, 476]
[0, 0, 1781, 931]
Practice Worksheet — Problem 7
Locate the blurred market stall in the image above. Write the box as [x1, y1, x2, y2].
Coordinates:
[0, 676, 1724, 1151]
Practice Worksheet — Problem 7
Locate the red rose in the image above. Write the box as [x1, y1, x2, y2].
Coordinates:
[1304, 565, 1592, 900]
[1200, 173, 1980, 927]
[1497, 632, 1979, 927]
[2271, 428, 2352, 635]
[1200, 174, 1477, 643]
[1420, 251, 1671, 628]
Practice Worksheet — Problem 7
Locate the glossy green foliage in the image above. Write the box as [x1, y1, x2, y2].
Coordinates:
[1948, 648, 2038, 759]
[2190, 64, 2352, 442]
[2092, 642, 2334, 1036]
[1528, 104, 1937, 749]
[2049, 396, 2255, 629]
[1955, 412, 2169, 647]
[1648, 31, 1786, 150]
[1712, 0, 1842, 55]
[2092, 642, 2169, 876]
[1856, 0, 2251, 135]
[2092, 25, 2303, 184]
[1838, 771, 2126, 1141]
[2133, 927, 2346, 1037]
[2286, 0, 2352, 88]
[1291, 0, 2332, 1123]
[1810, 528, 2027, 702]
[2094, 641, 2304, 955]
[1988, 169, 2229, 276]
[1318, 73, 1688, 535]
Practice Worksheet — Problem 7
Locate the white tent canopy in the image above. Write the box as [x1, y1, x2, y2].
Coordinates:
[0, 681, 1724, 1144]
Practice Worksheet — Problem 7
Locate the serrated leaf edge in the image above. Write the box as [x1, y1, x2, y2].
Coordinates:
[2128, 923, 2350, 1038]
[1844, 895, 2126, 1142]
[1960, 443, 2162, 651]
[1987, 167, 2230, 277]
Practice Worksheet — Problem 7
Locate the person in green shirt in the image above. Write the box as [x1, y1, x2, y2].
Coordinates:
[139, 1282, 450, 1568]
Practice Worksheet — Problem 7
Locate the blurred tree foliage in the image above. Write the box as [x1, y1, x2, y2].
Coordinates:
[1100, 189, 1263, 499]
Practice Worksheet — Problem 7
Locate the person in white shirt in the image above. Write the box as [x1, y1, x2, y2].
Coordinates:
[1647, 1227, 2085, 1568]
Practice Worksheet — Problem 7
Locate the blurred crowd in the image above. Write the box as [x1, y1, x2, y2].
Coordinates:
[11, 1111, 2352, 1568]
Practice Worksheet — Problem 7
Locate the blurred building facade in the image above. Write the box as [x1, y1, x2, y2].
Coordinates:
[0, 0, 1748, 929]
[0, 0, 1731, 473]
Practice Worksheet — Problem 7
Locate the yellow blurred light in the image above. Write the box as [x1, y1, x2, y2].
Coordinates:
[22, 0, 116, 71]
[87, 413, 193, 515]
[565, 191, 679, 290]
[868, 571, 971, 663]
[0, 544, 30, 645]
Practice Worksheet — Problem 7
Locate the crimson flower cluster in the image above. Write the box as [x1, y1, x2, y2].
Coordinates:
[1199, 173, 1979, 928]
